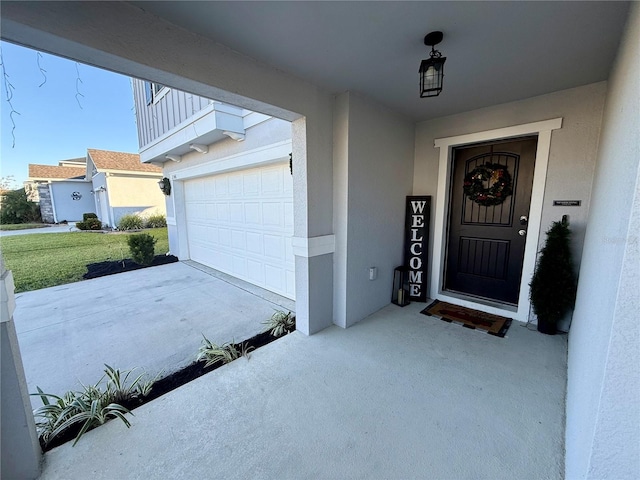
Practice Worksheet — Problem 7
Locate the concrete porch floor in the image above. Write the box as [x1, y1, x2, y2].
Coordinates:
[38, 302, 567, 480]
[13, 261, 294, 406]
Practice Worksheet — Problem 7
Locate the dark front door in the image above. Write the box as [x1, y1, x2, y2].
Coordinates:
[445, 137, 537, 305]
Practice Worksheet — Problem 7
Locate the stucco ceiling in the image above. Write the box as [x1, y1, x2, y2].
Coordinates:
[131, 1, 630, 121]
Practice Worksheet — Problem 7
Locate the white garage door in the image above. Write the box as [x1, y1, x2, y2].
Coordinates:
[184, 162, 295, 299]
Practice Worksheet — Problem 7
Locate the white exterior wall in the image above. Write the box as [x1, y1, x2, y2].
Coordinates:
[49, 181, 94, 221]
[565, 4, 640, 479]
[333, 92, 414, 327]
[414, 82, 607, 325]
[105, 174, 166, 226]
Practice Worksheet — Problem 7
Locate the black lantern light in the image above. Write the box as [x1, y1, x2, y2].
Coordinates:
[419, 31, 446, 98]
[158, 177, 171, 196]
[391, 266, 411, 307]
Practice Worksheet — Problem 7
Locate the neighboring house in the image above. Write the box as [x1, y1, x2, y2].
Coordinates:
[27, 158, 95, 223]
[26, 149, 166, 226]
[86, 148, 165, 228]
[3, 3, 639, 479]
[131, 81, 294, 299]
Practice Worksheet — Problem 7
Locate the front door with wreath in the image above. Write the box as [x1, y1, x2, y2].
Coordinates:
[445, 137, 537, 304]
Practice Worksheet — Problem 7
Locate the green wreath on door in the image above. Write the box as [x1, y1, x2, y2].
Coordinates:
[463, 163, 513, 207]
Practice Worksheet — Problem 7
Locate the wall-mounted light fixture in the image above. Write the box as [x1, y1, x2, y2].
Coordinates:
[419, 31, 446, 98]
[165, 154, 182, 163]
[158, 177, 171, 196]
[189, 143, 208, 154]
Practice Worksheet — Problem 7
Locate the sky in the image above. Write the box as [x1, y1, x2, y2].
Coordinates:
[1, 41, 139, 187]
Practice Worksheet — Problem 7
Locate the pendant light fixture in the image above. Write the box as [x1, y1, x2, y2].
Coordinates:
[419, 31, 446, 98]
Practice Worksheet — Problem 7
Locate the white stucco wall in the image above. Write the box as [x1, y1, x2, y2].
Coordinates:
[105, 174, 166, 226]
[414, 82, 607, 324]
[49, 181, 94, 221]
[333, 92, 415, 327]
[565, 4, 640, 479]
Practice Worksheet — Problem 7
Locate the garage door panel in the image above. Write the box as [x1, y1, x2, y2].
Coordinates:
[215, 176, 229, 196]
[231, 230, 246, 250]
[246, 232, 263, 254]
[243, 172, 259, 195]
[232, 256, 247, 277]
[263, 235, 284, 260]
[261, 169, 281, 193]
[265, 264, 284, 291]
[245, 203, 261, 224]
[185, 162, 295, 299]
[229, 176, 242, 195]
[262, 202, 282, 227]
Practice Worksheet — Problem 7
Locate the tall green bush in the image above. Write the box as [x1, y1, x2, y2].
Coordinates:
[529, 219, 577, 334]
[127, 233, 156, 266]
[0, 189, 42, 224]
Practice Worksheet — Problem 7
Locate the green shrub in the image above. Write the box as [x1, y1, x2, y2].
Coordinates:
[144, 213, 167, 229]
[75, 218, 102, 231]
[118, 214, 144, 231]
[196, 335, 253, 367]
[82, 212, 98, 221]
[127, 233, 156, 265]
[0, 189, 42, 224]
[262, 310, 295, 337]
[32, 365, 156, 447]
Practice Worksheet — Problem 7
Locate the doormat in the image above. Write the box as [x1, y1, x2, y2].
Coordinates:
[420, 300, 512, 337]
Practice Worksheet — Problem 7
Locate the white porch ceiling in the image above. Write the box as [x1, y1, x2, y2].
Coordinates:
[130, 1, 630, 121]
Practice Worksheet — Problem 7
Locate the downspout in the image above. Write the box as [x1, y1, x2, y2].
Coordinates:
[48, 182, 58, 224]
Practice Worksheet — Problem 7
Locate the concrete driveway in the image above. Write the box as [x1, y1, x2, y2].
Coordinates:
[13, 261, 294, 405]
[0, 224, 79, 237]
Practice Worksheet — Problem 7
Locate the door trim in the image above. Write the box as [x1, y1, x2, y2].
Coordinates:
[431, 118, 562, 323]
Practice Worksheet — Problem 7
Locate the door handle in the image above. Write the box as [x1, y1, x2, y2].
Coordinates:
[518, 229, 527, 236]
[520, 215, 528, 225]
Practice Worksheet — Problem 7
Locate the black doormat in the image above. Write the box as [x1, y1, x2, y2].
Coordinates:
[83, 254, 179, 280]
[421, 300, 512, 337]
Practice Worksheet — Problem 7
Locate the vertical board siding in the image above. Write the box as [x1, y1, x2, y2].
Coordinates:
[131, 79, 213, 149]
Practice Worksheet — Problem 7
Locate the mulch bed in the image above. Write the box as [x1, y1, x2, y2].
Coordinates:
[83, 255, 179, 280]
[39, 327, 294, 452]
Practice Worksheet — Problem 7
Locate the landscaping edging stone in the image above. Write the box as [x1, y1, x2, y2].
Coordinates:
[83, 254, 179, 280]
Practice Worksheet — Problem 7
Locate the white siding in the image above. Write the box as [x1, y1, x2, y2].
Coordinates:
[132, 79, 212, 149]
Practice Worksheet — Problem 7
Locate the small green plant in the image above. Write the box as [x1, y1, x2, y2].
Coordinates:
[32, 365, 156, 447]
[262, 310, 295, 337]
[75, 218, 102, 230]
[196, 335, 254, 367]
[127, 233, 156, 265]
[82, 212, 98, 221]
[144, 213, 167, 229]
[117, 213, 145, 230]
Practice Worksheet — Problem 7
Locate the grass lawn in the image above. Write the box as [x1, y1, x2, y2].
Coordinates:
[0, 228, 169, 293]
[0, 223, 51, 231]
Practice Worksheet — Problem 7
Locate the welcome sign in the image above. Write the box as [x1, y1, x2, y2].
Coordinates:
[403, 196, 431, 302]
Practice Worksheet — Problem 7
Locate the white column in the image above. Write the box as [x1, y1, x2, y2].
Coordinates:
[1, 258, 42, 479]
